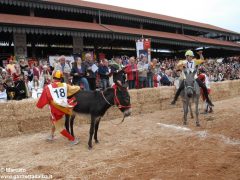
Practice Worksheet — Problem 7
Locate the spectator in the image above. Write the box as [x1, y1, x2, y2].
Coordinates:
[0, 82, 7, 102]
[32, 61, 41, 80]
[5, 78, 19, 100]
[98, 59, 110, 90]
[83, 53, 97, 90]
[6, 59, 16, 75]
[125, 56, 138, 89]
[70, 57, 90, 91]
[137, 55, 148, 88]
[110, 56, 125, 85]
[15, 73, 28, 100]
[40, 65, 51, 87]
[160, 69, 172, 86]
[147, 58, 159, 88]
[12, 64, 22, 82]
[54, 55, 71, 83]
[19, 58, 29, 74]
[0, 69, 8, 84]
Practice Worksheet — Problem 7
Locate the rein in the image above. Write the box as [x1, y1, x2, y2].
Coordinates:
[101, 86, 131, 109]
[101, 85, 131, 125]
[101, 91, 114, 106]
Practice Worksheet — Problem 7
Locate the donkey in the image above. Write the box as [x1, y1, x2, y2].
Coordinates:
[66, 82, 131, 149]
[181, 69, 200, 126]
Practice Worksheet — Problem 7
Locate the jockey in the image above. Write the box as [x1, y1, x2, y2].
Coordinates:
[170, 50, 214, 107]
[198, 67, 213, 113]
[36, 70, 80, 145]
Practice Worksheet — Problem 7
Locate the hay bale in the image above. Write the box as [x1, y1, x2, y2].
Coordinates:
[141, 88, 161, 104]
[228, 80, 239, 97]
[211, 81, 230, 101]
[159, 86, 175, 100]
[17, 117, 51, 134]
[136, 89, 145, 104]
[130, 104, 141, 116]
[129, 89, 138, 104]
[0, 102, 14, 116]
[0, 116, 19, 137]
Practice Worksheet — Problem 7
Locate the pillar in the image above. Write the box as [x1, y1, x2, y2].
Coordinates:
[13, 33, 27, 59]
[72, 36, 83, 54]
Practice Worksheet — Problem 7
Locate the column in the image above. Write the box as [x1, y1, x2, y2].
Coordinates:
[13, 33, 27, 58]
[73, 36, 83, 54]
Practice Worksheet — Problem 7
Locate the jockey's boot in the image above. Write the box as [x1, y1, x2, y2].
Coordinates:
[206, 98, 214, 107]
[170, 99, 176, 105]
[209, 107, 213, 113]
[171, 81, 184, 105]
[196, 78, 214, 107]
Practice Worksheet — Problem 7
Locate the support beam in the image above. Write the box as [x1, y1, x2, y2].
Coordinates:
[13, 33, 27, 59]
[73, 36, 83, 54]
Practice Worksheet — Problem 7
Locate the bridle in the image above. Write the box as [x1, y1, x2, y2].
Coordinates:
[184, 80, 195, 95]
[101, 85, 131, 110]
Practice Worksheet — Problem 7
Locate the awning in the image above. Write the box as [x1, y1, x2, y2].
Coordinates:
[0, 14, 239, 51]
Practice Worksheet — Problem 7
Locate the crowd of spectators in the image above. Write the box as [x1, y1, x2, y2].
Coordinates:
[0, 53, 239, 102]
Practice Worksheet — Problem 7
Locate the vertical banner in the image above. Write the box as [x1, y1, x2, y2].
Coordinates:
[136, 38, 151, 62]
[136, 39, 144, 58]
[13, 33, 27, 59]
[144, 38, 151, 63]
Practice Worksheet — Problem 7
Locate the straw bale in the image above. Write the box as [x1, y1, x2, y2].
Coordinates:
[0, 102, 14, 116]
[0, 80, 239, 138]
[130, 104, 142, 116]
[17, 118, 50, 134]
[159, 86, 175, 100]
[141, 88, 161, 103]
[136, 89, 145, 104]
[0, 124, 19, 137]
[129, 89, 138, 104]
[228, 80, 239, 97]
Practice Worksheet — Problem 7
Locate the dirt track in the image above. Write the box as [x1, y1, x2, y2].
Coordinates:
[0, 97, 240, 180]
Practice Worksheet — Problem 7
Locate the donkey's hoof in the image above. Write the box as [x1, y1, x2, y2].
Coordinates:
[88, 146, 92, 150]
[95, 140, 99, 144]
[196, 123, 200, 127]
[183, 122, 187, 125]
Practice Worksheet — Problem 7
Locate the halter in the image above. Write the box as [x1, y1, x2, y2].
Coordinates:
[101, 85, 131, 110]
[184, 80, 195, 93]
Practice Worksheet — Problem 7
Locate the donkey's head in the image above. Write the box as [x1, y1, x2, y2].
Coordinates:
[184, 70, 197, 98]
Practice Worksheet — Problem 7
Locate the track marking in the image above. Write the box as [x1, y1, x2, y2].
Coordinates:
[157, 123, 240, 146]
[157, 123, 191, 132]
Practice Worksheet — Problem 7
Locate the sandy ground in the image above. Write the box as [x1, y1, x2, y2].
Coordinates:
[0, 97, 240, 180]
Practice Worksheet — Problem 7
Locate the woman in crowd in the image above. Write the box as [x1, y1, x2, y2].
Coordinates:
[12, 64, 22, 82]
[14, 73, 28, 100]
[40, 65, 51, 87]
[70, 57, 90, 91]
[30, 75, 43, 99]
[0, 82, 7, 102]
[124, 56, 138, 89]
